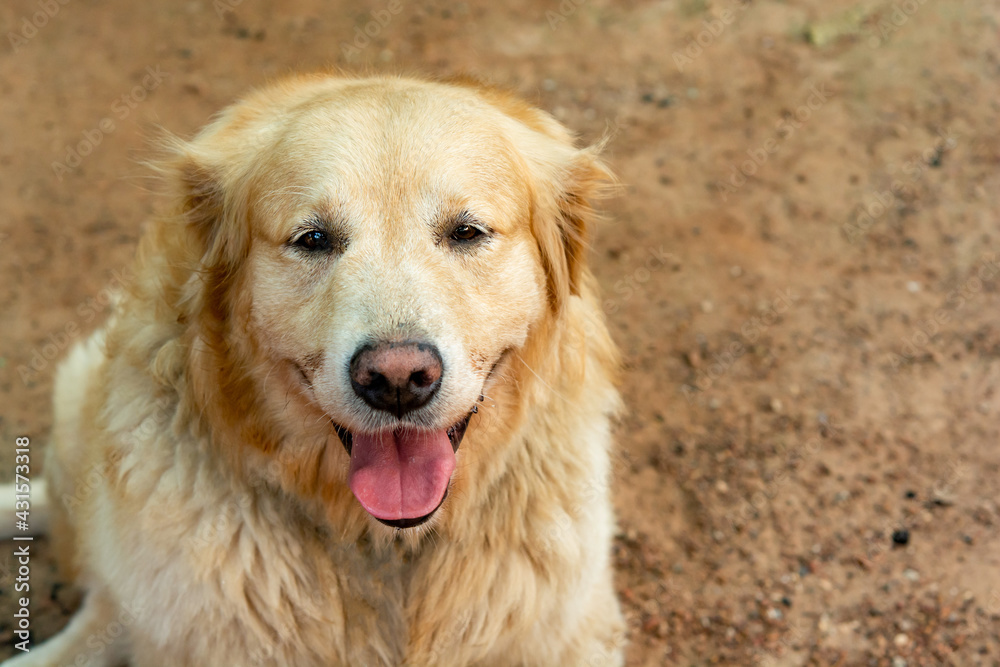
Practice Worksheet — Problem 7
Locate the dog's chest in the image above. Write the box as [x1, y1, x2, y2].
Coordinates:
[97, 481, 413, 665]
[196, 516, 417, 665]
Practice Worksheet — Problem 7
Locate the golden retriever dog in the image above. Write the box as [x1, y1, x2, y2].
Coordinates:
[5, 73, 625, 666]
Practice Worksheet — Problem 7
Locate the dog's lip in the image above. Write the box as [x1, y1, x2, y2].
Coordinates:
[333, 412, 471, 457]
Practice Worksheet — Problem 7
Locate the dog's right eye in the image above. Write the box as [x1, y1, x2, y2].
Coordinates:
[292, 230, 332, 252]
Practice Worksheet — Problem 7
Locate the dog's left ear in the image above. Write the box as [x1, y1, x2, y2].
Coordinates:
[534, 145, 616, 311]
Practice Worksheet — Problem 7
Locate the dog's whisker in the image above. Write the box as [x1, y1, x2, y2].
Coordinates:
[513, 353, 576, 407]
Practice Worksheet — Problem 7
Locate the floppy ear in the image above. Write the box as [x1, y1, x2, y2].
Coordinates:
[147, 140, 253, 346]
[175, 151, 252, 275]
[534, 146, 616, 311]
[158, 144, 265, 446]
[178, 157, 225, 249]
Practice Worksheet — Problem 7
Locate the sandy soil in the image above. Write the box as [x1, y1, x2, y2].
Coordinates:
[1, 0, 999, 664]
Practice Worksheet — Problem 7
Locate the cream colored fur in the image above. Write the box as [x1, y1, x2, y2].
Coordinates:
[4, 74, 625, 667]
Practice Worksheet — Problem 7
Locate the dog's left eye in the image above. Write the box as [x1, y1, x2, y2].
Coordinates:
[293, 230, 332, 252]
[450, 224, 484, 243]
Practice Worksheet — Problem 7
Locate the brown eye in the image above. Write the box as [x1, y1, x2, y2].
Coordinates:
[450, 224, 483, 243]
[293, 230, 332, 252]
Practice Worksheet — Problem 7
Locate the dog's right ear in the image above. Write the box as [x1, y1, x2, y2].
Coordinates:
[164, 145, 251, 277]
[178, 156, 224, 250]
[150, 141, 253, 345]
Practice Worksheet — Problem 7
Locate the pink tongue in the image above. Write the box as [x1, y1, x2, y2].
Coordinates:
[348, 429, 456, 521]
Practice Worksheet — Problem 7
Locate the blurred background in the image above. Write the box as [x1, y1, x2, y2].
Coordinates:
[1, 0, 998, 664]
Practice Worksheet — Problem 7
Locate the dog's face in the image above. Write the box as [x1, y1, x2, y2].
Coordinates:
[176, 77, 608, 529]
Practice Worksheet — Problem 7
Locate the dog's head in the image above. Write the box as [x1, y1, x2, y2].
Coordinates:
[155, 75, 613, 530]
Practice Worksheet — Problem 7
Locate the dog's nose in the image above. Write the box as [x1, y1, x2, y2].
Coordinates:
[349, 341, 443, 417]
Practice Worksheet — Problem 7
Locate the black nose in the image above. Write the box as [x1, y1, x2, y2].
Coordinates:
[349, 341, 443, 417]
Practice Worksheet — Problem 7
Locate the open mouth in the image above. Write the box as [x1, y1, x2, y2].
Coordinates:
[334, 413, 472, 529]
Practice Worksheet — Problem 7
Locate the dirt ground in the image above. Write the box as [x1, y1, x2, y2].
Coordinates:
[1, 0, 999, 664]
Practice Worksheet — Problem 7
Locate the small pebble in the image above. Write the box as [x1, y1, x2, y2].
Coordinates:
[766, 607, 783, 620]
[729, 265, 743, 278]
[818, 613, 831, 633]
[906, 281, 921, 293]
[894, 632, 910, 647]
[892, 529, 910, 546]
[700, 300, 714, 313]
[903, 568, 920, 582]
[893, 657, 908, 667]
